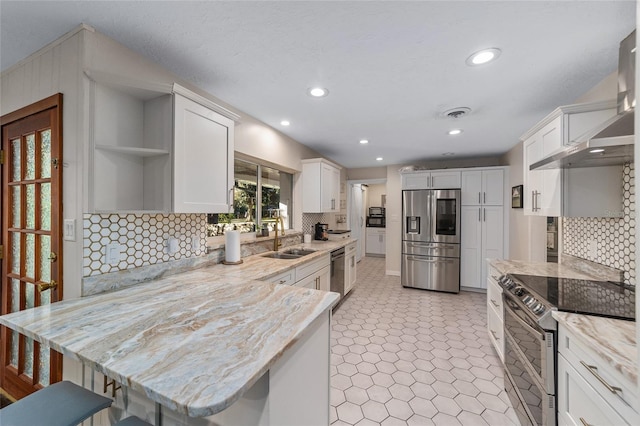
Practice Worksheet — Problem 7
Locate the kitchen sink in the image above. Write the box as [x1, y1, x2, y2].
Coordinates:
[282, 249, 316, 256]
[261, 252, 301, 260]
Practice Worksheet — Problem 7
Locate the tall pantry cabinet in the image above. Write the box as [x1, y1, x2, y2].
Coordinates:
[460, 168, 507, 290]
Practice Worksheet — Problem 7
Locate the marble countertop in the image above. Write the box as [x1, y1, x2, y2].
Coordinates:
[490, 258, 637, 389]
[489, 259, 611, 280]
[553, 312, 637, 386]
[0, 241, 348, 417]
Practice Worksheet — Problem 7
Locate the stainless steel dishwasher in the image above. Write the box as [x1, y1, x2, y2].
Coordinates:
[330, 247, 345, 300]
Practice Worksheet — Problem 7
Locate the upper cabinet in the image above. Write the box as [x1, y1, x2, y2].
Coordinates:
[87, 70, 238, 213]
[302, 159, 341, 213]
[461, 169, 504, 206]
[522, 101, 619, 217]
[401, 170, 461, 190]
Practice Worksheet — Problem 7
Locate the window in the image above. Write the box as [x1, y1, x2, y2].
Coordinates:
[207, 159, 293, 236]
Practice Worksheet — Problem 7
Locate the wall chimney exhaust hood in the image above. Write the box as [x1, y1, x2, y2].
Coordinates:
[531, 30, 635, 171]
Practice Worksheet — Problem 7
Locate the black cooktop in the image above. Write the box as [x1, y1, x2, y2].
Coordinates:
[510, 274, 636, 321]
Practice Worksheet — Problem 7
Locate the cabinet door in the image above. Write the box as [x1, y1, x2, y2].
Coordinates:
[461, 171, 482, 205]
[401, 173, 429, 190]
[540, 168, 562, 217]
[378, 231, 386, 254]
[540, 116, 562, 156]
[481, 206, 504, 289]
[481, 169, 504, 206]
[365, 229, 377, 254]
[557, 355, 628, 426]
[345, 253, 357, 294]
[431, 171, 462, 189]
[460, 206, 482, 288]
[317, 265, 330, 291]
[524, 136, 543, 216]
[320, 163, 335, 212]
[174, 94, 234, 213]
[331, 167, 340, 212]
[487, 304, 504, 362]
[296, 273, 318, 289]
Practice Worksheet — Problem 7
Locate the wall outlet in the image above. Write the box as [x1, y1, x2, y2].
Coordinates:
[587, 239, 598, 258]
[105, 243, 122, 265]
[167, 237, 179, 255]
[191, 236, 201, 252]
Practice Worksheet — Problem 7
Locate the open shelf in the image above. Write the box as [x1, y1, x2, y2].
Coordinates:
[95, 144, 170, 157]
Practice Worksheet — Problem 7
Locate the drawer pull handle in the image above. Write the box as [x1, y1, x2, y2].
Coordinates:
[490, 299, 500, 308]
[580, 418, 591, 426]
[490, 330, 499, 341]
[279, 280, 286, 284]
[580, 361, 622, 394]
[491, 275, 499, 281]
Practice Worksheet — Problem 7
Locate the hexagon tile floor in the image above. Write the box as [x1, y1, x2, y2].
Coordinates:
[330, 256, 519, 426]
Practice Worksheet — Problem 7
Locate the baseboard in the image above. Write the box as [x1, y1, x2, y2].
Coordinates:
[461, 286, 486, 293]
[386, 270, 400, 276]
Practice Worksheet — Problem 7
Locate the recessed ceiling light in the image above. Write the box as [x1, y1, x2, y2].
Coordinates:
[360, 139, 369, 144]
[280, 120, 290, 126]
[466, 48, 501, 66]
[590, 148, 605, 153]
[308, 87, 329, 97]
[376, 157, 383, 161]
[448, 129, 463, 136]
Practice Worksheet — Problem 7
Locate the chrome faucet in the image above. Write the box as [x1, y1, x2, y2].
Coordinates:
[273, 211, 285, 251]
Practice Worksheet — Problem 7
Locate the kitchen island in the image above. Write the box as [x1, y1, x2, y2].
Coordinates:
[0, 250, 341, 425]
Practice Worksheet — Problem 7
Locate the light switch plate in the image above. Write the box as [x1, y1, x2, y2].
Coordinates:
[64, 219, 76, 241]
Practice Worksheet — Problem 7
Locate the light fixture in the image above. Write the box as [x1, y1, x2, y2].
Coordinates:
[360, 139, 369, 144]
[466, 48, 501, 66]
[590, 148, 605, 154]
[448, 129, 463, 136]
[376, 157, 383, 161]
[280, 120, 290, 126]
[308, 87, 329, 97]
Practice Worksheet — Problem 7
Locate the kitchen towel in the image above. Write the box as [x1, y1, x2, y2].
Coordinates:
[225, 230, 241, 263]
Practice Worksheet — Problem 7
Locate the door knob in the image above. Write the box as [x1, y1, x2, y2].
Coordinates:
[38, 280, 57, 292]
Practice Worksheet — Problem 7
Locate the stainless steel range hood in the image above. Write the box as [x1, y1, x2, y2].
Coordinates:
[531, 30, 635, 171]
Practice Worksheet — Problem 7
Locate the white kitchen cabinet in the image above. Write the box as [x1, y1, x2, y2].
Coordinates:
[486, 271, 504, 362]
[522, 100, 617, 217]
[345, 242, 357, 295]
[302, 159, 341, 213]
[461, 168, 504, 206]
[87, 70, 237, 213]
[460, 168, 506, 290]
[558, 324, 638, 425]
[461, 205, 504, 290]
[365, 228, 386, 256]
[401, 170, 461, 190]
[174, 93, 234, 213]
[295, 254, 331, 291]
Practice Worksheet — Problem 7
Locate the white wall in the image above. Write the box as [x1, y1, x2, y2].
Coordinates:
[385, 166, 402, 275]
[366, 184, 386, 209]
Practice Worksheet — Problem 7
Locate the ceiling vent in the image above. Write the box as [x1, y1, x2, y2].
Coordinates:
[441, 107, 472, 119]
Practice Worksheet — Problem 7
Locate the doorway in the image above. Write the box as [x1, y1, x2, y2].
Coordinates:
[0, 94, 63, 398]
[347, 179, 386, 262]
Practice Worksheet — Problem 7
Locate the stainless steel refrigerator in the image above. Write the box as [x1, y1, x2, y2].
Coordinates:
[401, 189, 461, 293]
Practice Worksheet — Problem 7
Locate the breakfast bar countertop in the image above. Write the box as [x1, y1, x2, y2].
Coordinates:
[0, 260, 340, 417]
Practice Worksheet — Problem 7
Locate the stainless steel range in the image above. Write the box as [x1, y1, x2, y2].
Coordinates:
[498, 274, 635, 426]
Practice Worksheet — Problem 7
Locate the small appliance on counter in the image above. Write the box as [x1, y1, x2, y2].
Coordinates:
[326, 229, 351, 241]
[314, 223, 328, 240]
[367, 206, 386, 227]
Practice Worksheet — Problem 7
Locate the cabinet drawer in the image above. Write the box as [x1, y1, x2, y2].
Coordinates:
[558, 354, 630, 426]
[487, 304, 504, 362]
[296, 254, 330, 281]
[559, 326, 638, 418]
[486, 276, 503, 320]
[265, 268, 296, 286]
[345, 242, 356, 255]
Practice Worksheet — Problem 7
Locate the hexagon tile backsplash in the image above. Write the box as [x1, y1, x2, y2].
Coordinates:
[562, 163, 635, 286]
[83, 214, 207, 277]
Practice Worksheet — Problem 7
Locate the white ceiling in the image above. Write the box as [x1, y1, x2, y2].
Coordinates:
[0, 1, 635, 169]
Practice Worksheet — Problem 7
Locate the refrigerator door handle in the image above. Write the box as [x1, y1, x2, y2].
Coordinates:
[406, 256, 454, 263]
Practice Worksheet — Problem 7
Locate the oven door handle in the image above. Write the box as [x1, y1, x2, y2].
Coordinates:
[505, 306, 544, 342]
